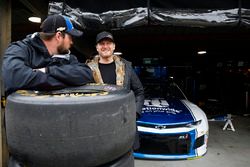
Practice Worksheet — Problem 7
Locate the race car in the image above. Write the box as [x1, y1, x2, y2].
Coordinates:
[134, 80, 209, 160]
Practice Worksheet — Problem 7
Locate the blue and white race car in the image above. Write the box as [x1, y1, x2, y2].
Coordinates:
[134, 80, 209, 160]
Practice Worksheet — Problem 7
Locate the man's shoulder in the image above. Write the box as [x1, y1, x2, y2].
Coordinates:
[120, 58, 132, 66]
[10, 33, 36, 47]
[86, 55, 99, 64]
[114, 55, 130, 64]
[6, 40, 28, 54]
[6, 33, 43, 57]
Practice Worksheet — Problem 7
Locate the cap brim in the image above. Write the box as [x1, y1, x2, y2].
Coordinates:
[96, 37, 114, 43]
[67, 29, 83, 37]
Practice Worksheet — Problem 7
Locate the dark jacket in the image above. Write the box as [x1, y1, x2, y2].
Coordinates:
[87, 55, 144, 116]
[122, 58, 145, 116]
[2, 33, 94, 95]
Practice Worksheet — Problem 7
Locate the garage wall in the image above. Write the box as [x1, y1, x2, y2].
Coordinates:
[0, 0, 11, 166]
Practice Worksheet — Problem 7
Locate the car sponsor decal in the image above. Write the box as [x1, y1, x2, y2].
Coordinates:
[143, 99, 180, 114]
[142, 106, 182, 115]
[144, 99, 169, 107]
[140, 98, 195, 124]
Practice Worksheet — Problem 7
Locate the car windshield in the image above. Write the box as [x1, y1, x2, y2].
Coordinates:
[142, 79, 187, 100]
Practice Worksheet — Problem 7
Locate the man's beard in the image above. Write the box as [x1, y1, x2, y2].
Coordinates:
[57, 44, 70, 55]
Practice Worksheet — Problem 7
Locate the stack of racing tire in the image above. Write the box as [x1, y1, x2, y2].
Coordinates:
[5, 84, 136, 167]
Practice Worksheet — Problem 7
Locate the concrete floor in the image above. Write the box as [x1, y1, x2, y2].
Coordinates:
[135, 115, 250, 167]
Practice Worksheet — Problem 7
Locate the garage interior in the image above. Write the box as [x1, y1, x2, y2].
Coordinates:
[9, 0, 249, 115]
[1, 0, 250, 167]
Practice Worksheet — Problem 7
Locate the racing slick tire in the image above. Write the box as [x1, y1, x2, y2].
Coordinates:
[100, 150, 134, 167]
[5, 84, 136, 167]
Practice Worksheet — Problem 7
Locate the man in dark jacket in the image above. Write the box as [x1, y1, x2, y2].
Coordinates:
[2, 14, 94, 167]
[2, 14, 93, 96]
[86, 31, 144, 150]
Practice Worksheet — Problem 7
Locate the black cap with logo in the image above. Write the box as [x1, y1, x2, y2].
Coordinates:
[96, 31, 114, 43]
[40, 14, 83, 37]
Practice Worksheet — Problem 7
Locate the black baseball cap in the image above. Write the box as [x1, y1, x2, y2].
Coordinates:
[96, 31, 114, 43]
[40, 14, 83, 37]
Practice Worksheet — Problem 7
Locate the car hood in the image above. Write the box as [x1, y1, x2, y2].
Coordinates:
[138, 98, 196, 125]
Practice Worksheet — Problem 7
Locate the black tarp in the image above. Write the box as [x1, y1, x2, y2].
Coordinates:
[48, 0, 250, 30]
[50, 0, 249, 12]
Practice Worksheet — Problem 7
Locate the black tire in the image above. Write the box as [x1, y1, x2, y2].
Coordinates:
[5, 84, 136, 167]
[99, 150, 134, 167]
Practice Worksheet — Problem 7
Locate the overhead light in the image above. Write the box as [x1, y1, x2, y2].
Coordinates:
[197, 50, 207, 55]
[114, 52, 122, 56]
[28, 17, 41, 23]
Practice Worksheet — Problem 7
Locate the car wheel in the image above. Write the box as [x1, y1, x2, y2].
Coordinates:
[5, 84, 136, 167]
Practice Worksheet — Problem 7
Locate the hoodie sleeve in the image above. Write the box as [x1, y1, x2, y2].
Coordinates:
[47, 55, 94, 85]
[2, 44, 67, 95]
